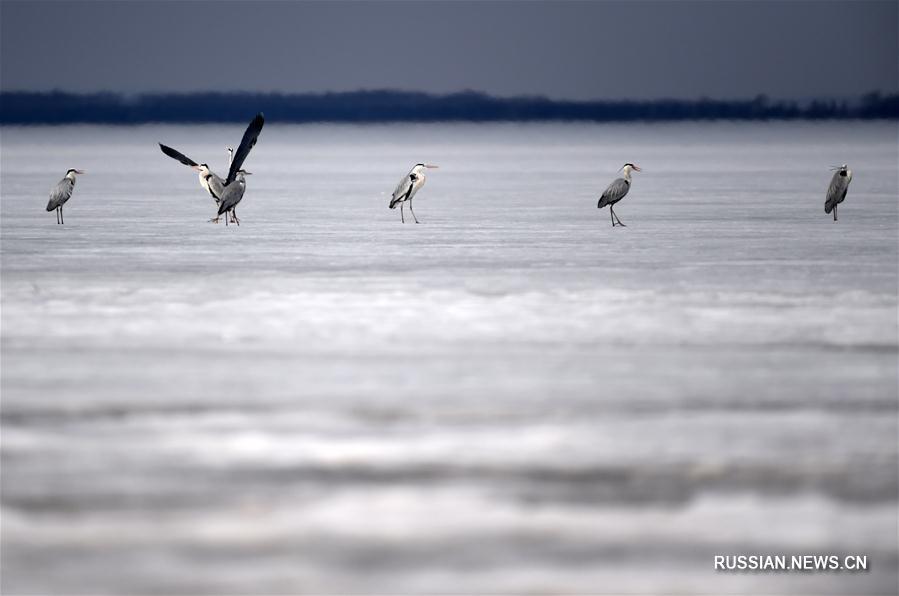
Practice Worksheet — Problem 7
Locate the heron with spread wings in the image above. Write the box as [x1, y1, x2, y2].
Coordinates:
[159, 113, 264, 224]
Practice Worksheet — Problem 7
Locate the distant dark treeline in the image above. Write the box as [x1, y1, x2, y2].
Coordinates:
[1, 90, 897, 124]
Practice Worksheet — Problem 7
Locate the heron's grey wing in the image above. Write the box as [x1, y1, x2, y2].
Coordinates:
[225, 113, 265, 184]
[597, 177, 630, 208]
[46, 177, 74, 211]
[207, 173, 226, 202]
[389, 171, 414, 208]
[159, 144, 199, 168]
[824, 171, 850, 214]
[217, 183, 246, 215]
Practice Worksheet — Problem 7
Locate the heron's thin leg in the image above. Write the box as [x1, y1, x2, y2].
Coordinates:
[56, 207, 60, 224]
[408, 199, 419, 224]
[834, 205, 838, 222]
[225, 210, 229, 226]
[60, 207, 64, 225]
[400, 203, 405, 224]
[612, 206, 625, 227]
[609, 208, 615, 227]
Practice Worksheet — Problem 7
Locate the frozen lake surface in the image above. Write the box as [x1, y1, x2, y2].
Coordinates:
[2, 122, 897, 594]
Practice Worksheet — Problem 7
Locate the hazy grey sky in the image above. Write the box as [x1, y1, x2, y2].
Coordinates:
[1, 1, 896, 100]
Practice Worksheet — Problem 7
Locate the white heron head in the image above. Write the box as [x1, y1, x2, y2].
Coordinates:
[620, 163, 642, 176]
[66, 168, 85, 176]
[411, 163, 439, 179]
[830, 164, 849, 171]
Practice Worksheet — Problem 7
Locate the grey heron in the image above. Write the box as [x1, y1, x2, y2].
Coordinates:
[597, 163, 641, 227]
[46, 169, 84, 224]
[389, 163, 438, 223]
[159, 113, 264, 223]
[824, 164, 852, 222]
[214, 170, 251, 226]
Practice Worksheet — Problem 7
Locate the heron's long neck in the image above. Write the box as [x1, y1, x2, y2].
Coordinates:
[66, 172, 77, 181]
[622, 167, 632, 182]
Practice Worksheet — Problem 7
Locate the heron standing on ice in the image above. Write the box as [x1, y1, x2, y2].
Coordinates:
[159, 113, 264, 223]
[214, 170, 251, 226]
[825, 164, 852, 222]
[46, 169, 85, 224]
[597, 163, 641, 227]
[389, 163, 439, 223]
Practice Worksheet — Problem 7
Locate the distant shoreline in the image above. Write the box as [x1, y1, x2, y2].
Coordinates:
[1, 90, 897, 124]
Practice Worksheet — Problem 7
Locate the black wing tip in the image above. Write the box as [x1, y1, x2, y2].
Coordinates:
[225, 112, 266, 183]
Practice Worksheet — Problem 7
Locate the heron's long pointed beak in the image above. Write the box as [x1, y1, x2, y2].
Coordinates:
[243, 172, 253, 175]
[425, 164, 439, 169]
[633, 165, 642, 172]
[191, 165, 202, 171]
[74, 170, 86, 174]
